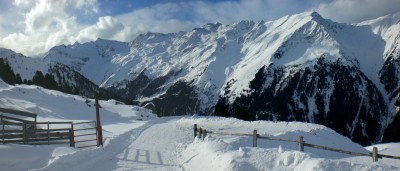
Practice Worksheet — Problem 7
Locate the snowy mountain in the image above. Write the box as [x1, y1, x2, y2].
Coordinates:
[2, 11, 400, 146]
[0, 81, 398, 170]
[357, 12, 400, 143]
[0, 48, 122, 100]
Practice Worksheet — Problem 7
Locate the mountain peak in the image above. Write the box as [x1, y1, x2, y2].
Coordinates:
[310, 11, 323, 20]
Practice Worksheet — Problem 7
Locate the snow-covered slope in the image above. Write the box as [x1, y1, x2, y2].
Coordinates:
[358, 12, 400, 143]
[214, 11, 389, 145]
[43, 39, 130, 85]
[0, 82, 398, 170]
[358, 11, 400, 105]
[0, 48, 47, 80]
[357, 12, 400, 59]
[0, 48, 117, 99]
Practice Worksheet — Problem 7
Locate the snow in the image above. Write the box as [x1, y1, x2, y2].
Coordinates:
[357, 11, 400, 58]
[0, 83, 399, 170]
[0, 48, 48, 80]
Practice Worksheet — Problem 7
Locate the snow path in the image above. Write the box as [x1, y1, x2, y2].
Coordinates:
[31, 121, 152, 171]
[32, 118, 193, 171]
[111, 119, 189, 170]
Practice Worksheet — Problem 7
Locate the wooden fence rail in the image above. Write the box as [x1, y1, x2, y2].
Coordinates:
[0, 107, 37, 118]
[72, 121, 98, 148]
[193, 124, 400, 162]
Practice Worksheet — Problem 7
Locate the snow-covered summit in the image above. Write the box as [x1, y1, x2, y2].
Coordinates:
[357, 11, 400, 59]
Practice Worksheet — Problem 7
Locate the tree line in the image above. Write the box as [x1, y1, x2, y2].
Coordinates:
[0, 58, 132, 105]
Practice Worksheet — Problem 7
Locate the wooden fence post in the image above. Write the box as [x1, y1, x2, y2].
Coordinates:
[95, 98, 103, 147]
[372, 147, 378, 162]
[34, 115, 37, 134]
[299, 136, 304, 152]
[1, 114, 4, 144]
[95, 121, 99, 147]
[47, 121, 50, 145]
[194, 124, 197, 138]
[253, 130, 258, 147]
[23, 121, 27, 144]
[203, 129, 207, 140]
[1, 121, 4, 144]
[70, 123, 75, 147]
[199, 128, 203, 139]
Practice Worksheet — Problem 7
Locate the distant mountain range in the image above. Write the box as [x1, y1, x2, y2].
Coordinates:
[1, 11, 399, 146]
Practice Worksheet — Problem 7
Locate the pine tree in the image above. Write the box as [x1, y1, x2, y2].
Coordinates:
[0, 58, 17, 85]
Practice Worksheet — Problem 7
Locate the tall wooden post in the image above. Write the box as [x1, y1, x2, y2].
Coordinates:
[23, 121, 27, 144]
[47, 121, 50, 145]
[70, 123, 75, 147]
[253, 130, 258, 147]
[1, 115, 4, 144]
[372, 147, 378, 162]
[299, 136, 304, 152]
[96, 98, 103, 147]
[203, 129, 207, 140]
[199, 128, 203, 139]
[194, 124, 197, 138]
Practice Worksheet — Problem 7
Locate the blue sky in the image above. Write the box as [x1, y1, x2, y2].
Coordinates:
[0, 0, 399, 56]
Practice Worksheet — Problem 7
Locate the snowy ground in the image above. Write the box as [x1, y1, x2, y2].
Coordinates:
[0, 81, 399, 171]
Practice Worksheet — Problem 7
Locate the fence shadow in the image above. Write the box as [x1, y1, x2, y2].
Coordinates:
[116, 148, 183, 170]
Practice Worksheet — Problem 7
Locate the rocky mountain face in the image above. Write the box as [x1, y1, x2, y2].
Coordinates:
[2, 11, 400, 146]
[361, 12, 400, 143]
[216, 58, 387, 146]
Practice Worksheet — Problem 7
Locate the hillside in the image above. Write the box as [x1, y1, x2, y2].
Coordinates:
[0, 81, 398, 170]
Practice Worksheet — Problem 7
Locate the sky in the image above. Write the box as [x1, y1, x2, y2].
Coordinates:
[0, 0, 399, 57]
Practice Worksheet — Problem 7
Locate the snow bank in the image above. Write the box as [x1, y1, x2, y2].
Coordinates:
[177, 117, 396, 170]
[182, 139, 390, 171]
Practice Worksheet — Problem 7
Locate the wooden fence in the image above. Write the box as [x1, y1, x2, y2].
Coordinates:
[193, 124, 400, 162]
[0, 107, 100, 148]
[1, 113, 73, 146]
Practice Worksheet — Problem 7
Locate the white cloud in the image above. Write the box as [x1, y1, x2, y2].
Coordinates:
[13, 0, 34, 7]
[115, 3, 197, 36]
[315, 0, 400, 23]
[77, 16, 125, 42]
[0, 0, 97, 56]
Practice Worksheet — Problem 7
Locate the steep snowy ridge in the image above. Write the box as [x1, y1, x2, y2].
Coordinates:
[359, 12, 400, 143]
[0, 48, 48, 80]
[216, 12, 389, 145]
[43, 39, 130, 85]
[0, 48, 114, 99]
[358, 12, 400, 99]
[357, 11, 400, 58]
